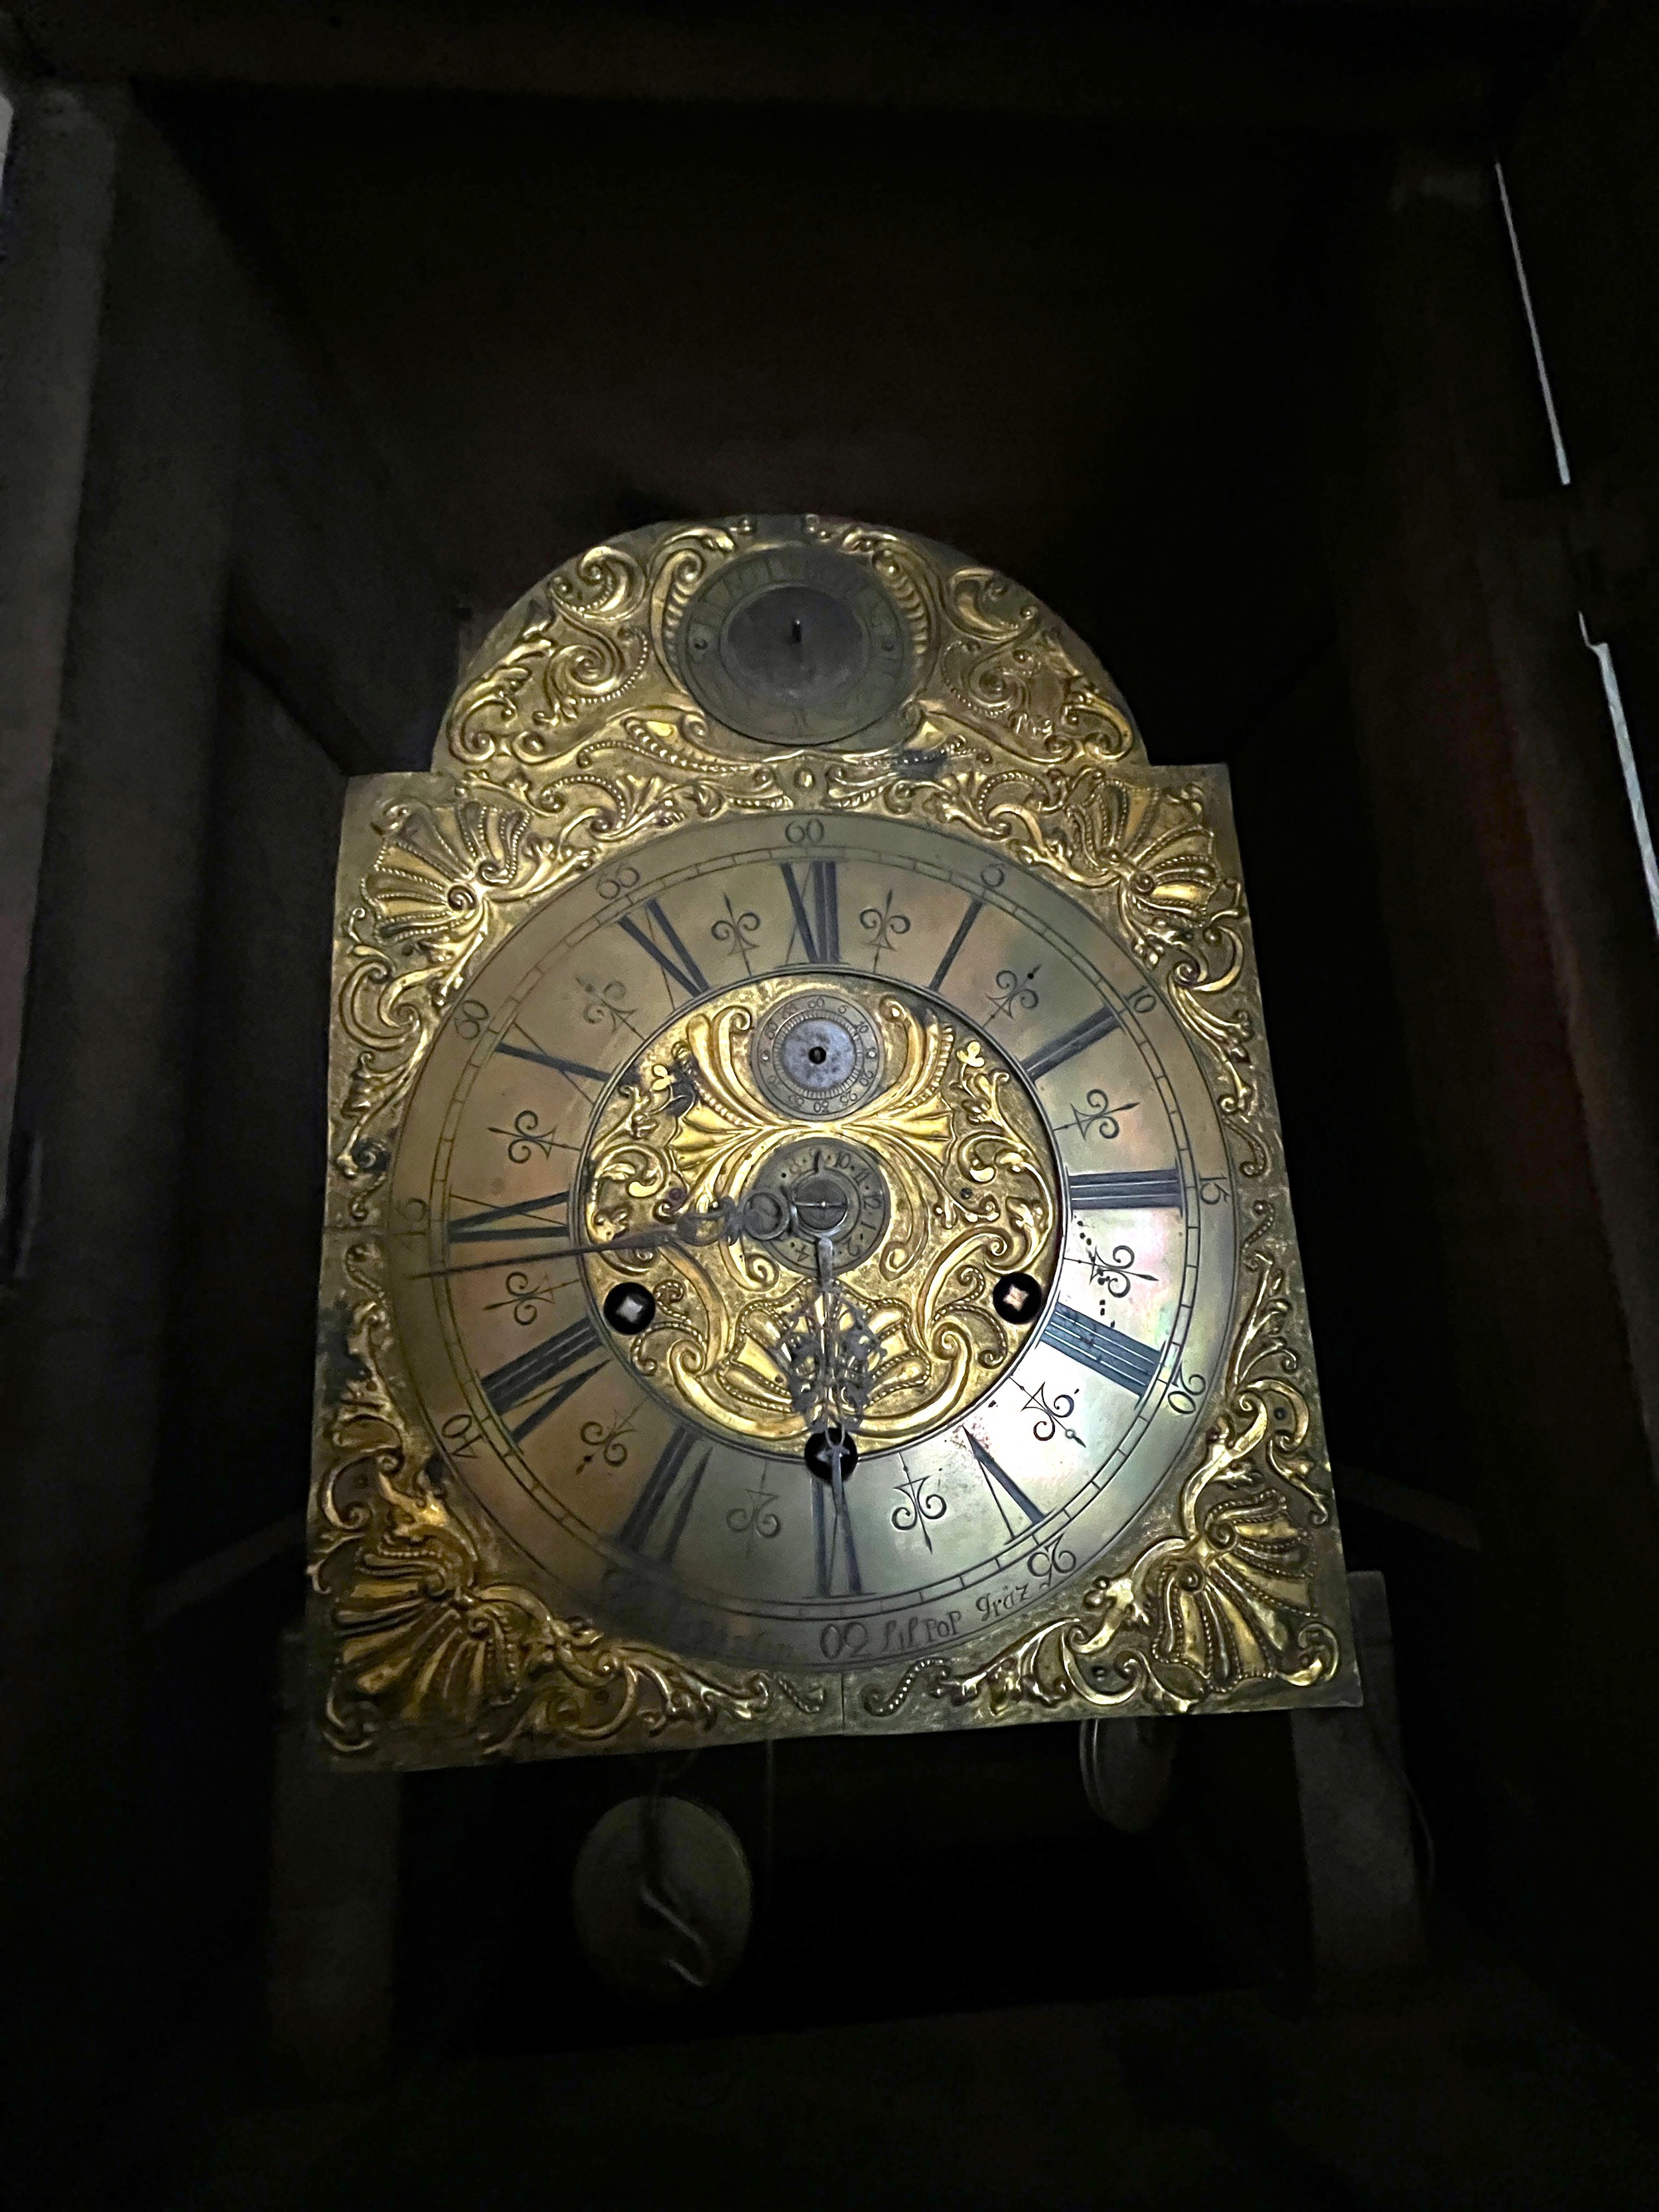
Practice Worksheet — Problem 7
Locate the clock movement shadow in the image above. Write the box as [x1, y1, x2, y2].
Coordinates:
[391, 1714, 1305, 2065]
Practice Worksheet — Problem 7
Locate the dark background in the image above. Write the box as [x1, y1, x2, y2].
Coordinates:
[141, 76, 1422, 2043]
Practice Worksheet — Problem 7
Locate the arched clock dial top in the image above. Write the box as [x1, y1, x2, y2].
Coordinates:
[315, 514, 1352, 1761]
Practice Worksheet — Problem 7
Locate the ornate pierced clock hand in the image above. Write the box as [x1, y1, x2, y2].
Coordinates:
[808, 1233, 877, 1537]
[413, 1191, 785, 1282]
[765, 1213, 883, 1546]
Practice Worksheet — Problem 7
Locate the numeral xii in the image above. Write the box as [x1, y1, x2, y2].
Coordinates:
[780, 860, 839, 964]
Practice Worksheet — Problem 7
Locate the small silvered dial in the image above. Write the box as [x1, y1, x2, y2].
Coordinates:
[747, 1137, 891, 1274]
[749, 988, 886, 1118]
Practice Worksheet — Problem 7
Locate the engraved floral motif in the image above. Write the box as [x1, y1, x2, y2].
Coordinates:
[879, 771, 1265, 1173]
[864, 1217, 1339, 1720]
[447, 526, 755, 770]
[311, 1245, 821, 1755]
[331, 769, 723, 1201]
[446, 544, 650, 766]
[802, 514, 938, 683]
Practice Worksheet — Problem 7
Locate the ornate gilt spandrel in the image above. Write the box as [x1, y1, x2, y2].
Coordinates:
[309, 516, 1354, 1767]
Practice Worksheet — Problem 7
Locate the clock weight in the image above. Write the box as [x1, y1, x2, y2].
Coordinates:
[570, 1795, 753, 2007]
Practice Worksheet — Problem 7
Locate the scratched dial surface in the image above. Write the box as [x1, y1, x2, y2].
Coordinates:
[389, 813, 1238, 1674]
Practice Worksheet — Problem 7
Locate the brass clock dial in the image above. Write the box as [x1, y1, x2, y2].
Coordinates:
[388, 812, 1228, 1672]
[313, 514, 1353, 1761]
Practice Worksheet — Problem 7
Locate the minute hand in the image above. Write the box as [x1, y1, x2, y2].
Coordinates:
[413, 1196, 770, 1282]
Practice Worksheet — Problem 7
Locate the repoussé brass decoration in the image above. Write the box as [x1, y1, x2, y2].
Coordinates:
[580, 978, 1060, 1451]
[311, 513, 1354, 1763]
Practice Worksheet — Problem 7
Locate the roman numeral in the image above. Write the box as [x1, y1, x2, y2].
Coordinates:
[812, 1475, 863, 1595]
[1068, 1169, 1183, 1211]
[965, 1432, 1043, 1535]
[1041, 1304, 1162, 1396]
[780, 860, 840, 964]
[620, 1427, 710, 1563]
[449, 1189, 571, 1244]
[616, 899, 708, 1002]
[481, 1311, 605, 1441]
[928, 896, 983, 993]
[1022, 1002, 1123, 1082]
[496, 1039, 609, 1087]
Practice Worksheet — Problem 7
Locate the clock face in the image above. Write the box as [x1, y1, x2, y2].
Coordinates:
[676, 542, 915, 747]
[388, 808, 1239, 1675]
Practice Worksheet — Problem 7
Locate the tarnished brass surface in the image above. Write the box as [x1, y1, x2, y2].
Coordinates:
[309, 514, 1354, 1763]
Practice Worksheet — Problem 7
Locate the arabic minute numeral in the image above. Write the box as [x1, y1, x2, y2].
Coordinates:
[1027, 1535, 1077, 1585]
[1167, 1367, 1208, 1417]
[441, 1411, 482, 1459]
[453, 997, 490, 1041]
[819, 1619, 869, 1660]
